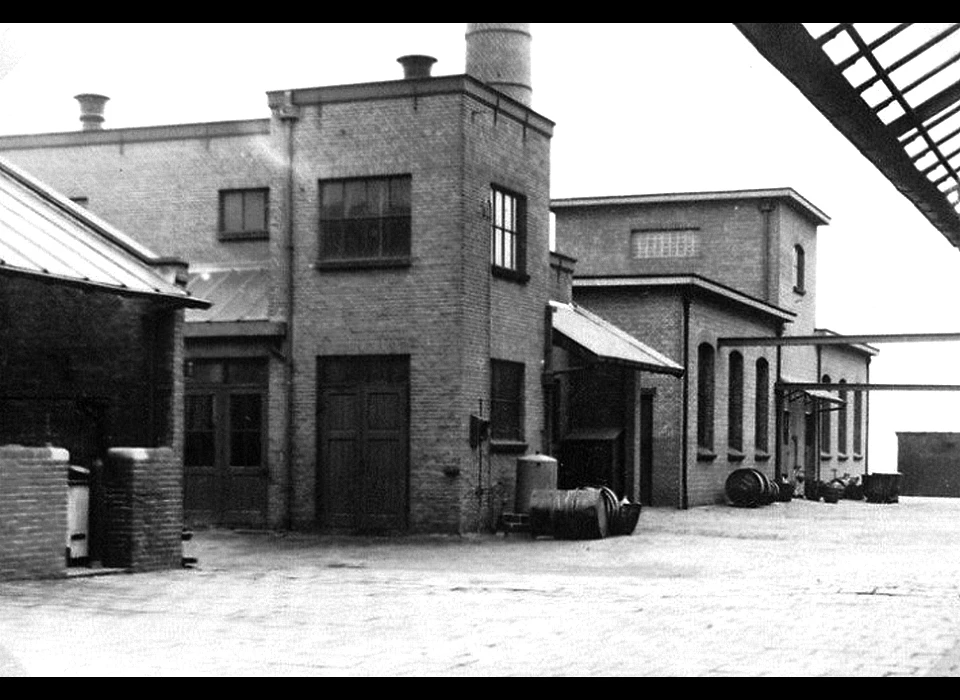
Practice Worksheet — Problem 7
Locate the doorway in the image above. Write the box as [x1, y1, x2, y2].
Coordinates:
[184, 358, 268, 527]
[316, 355, 409, 531]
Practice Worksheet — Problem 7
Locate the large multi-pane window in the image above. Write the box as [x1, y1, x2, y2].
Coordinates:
[727, 351, 744, 452]
[820, 374, 832, 454]
[491, 360, 524, 441]
[755, 358, 770, 453]
[319, 175, 411, 262]
[490, 186, 527, 278]
[697, 343, 715, 453]
[219, 188, 268, 240]
[853, 390, 864, 455]
[838, 379, 848, 455]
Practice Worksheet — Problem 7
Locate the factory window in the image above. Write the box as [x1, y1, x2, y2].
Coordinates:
[318, 175, 411, 266]
[631, 228, 699, 258]
[727, 351, 744, 456]
[820, 374, 832, 455]
[853, 390, 863, 455]
[794, 245, 806, 293]
[697, 343, 716, 458]
[219, 188, 269, 240]
[490, 359, 525, 443]
[490, 186, 528, 282]
[837, 379, 848, 457]
[755, 358, 770, 454]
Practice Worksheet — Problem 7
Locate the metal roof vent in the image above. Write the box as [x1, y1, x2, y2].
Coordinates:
[74, 93, 109, 131]
[397, 55, 437, 79]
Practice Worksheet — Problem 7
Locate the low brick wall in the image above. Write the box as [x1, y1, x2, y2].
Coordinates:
[0, 445, 69, 580]
[102, 447, 182, 572]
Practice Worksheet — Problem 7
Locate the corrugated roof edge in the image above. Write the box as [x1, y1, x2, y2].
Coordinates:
[551, 187, 830, 226]
[0, 154, 209, 308]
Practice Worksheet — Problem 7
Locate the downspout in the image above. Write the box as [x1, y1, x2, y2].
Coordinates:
[759, 200, 775, 302]
[277, 91, 300, 530]
[681, 295, 691, 510]
[815, 344, 822, 487]
[774, 325, 783, 480]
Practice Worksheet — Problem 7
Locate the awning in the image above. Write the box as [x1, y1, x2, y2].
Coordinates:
[778, 374, 846, 405]
[549, 300, 684, 376]
[184, 266, 285, 338]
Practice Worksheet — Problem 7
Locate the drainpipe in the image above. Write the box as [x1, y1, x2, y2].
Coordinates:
[774, 325, 783, 480]
[758, 200, 775, 302]
[276, 91, 300, 530]
[681, 295, 691, 510]
[865, 356, 871, 475]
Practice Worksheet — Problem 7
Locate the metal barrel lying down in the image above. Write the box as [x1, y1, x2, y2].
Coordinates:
[529, 487, 612, 539]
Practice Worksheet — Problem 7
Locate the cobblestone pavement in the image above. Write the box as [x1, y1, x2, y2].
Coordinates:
[2, 496, 960, 676]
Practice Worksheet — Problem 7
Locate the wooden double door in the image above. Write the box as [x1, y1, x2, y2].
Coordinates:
[317, 356, 409, 531]
[184, 359, 268, 528]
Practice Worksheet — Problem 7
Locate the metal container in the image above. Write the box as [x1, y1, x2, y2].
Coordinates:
[529, 487, 609, 540]
[67, 465, 90, 565]
[514, 453, 558, 514]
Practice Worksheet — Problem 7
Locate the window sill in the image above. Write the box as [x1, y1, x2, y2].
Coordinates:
[820, 452, 832, 461]
[219, 230, 269, 242]
[754, 451, 771, 462]
[838, 453, 849, 462]
[853, 454, 864, 462]
[491, 265, 530, 284]
[697, 447, 717, 463]
[315, 257, 412, 271]
[727, 449, 745, 463]
[793, 286, 806, 296]
[490, 440, 528, 454]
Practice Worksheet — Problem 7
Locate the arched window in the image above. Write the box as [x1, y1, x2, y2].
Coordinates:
[853, 390, 864, 455]
[755, 358, 769, 453]
[837, 379, 848, 455]
[794, 245, 806, 293]
[697, 343, 715, 452]
[728, 352, 744, 452]
[820, 374, 832, 454]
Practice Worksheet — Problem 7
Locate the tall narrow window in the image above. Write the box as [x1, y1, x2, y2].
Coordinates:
[697, 343, 715, 454]
[837, 379, 848, 455]
[794, 244, 806, 293]
[727, 352, 744, 453]
[318, 175, 411, 263]
[219, 188, 269, 240]
[820, 374, 832, 454]
[755, 358, 770, 453]
[853, 390, 863, 455]
[491, 360, 525, 441]
[490, 185, 527, 280]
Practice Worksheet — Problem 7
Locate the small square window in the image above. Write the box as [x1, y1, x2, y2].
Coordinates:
[219, 189, 269, 241]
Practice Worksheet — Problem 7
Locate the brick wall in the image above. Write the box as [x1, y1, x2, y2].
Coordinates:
[0, 445, 68, 580]
[101, 447, 182, 571]
[819, 344, 872, 479]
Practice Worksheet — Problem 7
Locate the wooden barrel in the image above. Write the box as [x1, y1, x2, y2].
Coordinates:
[528, 488, 610, 539]
[725, 468, 766, 507]
[776, 477, 794, 502]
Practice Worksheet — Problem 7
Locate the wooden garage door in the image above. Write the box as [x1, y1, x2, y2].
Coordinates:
[317, 356, 409, 531]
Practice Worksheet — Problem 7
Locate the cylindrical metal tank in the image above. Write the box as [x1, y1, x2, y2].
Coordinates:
[465, 23, 532, 107]
[528, 488, 609, 540]
[515, 453, 557, 514]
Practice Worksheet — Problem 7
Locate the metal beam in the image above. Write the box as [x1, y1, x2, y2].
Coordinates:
[719, 332, 960, 347]
[778, 383, 960, 392]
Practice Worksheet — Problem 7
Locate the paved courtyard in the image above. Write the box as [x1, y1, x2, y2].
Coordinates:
[2, 495, 960, 676]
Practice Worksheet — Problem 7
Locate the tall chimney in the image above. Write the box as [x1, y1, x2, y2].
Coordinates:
[465, 23, 532, 107]
[397, 55, 437, 79]
[74, 93, 109, 131]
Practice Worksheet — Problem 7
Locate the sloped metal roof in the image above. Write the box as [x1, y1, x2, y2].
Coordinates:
[550, 300, 684, 376]
[736, 23, 960, 246]
[0, 155, 208, 306]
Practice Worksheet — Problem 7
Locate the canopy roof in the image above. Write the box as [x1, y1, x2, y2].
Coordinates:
[0, 155, 208, 307]
[736, 23, 960, 247]
[550, 300, 684, 376]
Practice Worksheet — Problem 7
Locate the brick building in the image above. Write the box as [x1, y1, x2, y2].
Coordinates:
[552, 189, 877, 506]
[0, 155, 209, 578]
[0, 24, 685, 533]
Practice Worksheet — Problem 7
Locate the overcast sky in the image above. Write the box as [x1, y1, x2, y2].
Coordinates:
[2, 22, 959, 471]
